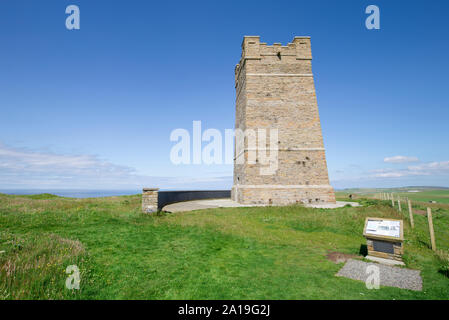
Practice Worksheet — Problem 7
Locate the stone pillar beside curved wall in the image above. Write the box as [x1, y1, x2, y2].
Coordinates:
[142, 188, 159, 213]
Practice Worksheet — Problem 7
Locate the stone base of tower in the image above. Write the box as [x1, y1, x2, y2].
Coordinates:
[231, 185, 336, 205]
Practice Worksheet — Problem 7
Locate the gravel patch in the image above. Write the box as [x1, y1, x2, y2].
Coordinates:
[164, 199, 360, 212]
[336, 259, 422, 291]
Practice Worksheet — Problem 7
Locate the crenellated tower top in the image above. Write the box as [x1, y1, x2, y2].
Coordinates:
[235, 36, 313, 88]
[240, 36, 312, 62]
[235, 36, 312, 87]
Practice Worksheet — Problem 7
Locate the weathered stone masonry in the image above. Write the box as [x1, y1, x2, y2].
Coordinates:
[231, 36, 336, 205]
[142, 188, 159, 213]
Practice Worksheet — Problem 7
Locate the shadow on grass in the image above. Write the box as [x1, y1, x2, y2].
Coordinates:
[359, 244, 368, 256]
[438, 268, 449, 279]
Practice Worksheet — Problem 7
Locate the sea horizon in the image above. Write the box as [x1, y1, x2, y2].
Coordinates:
[0, 188, 235, 198]
[0, 189, 142, 198]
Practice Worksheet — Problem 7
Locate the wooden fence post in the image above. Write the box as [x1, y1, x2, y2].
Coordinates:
[408, 199, 414, 228]
[391, 193, 394, 207]
[427, 207, 437, 251]
[398, 197, 402, 212]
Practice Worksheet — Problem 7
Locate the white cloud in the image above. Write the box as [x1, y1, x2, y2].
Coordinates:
[0, 142, 231, 189]
[383, 156, 419, 163]
[371, 161, 449, 178]
[407, 161, 449, 172]
[374, 172, 408, 178]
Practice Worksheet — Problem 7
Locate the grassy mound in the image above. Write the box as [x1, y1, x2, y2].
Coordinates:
[0, 193, 448, 299]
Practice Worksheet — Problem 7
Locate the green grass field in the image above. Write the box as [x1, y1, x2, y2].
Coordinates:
[337, 187, 449, 204]
[1, 193, 448, 300]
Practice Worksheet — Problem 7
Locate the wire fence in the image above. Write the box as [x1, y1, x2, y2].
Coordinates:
[373, 192, 439, 251]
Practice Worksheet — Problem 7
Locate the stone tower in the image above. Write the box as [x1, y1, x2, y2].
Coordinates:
[231, 36, 335, 205]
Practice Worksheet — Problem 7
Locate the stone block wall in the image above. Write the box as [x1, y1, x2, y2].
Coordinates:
[231, 185, 335, 205]
[366, 239, 404, 261]
[142, 188, 159, 213]
[232, 36, 335, 205]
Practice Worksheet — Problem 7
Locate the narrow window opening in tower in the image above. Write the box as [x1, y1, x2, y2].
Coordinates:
[277, 51, 281, 60]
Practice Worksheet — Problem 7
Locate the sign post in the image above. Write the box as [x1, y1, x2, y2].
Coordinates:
[363, 217, 404, 262]
[408, 199, 414, 228]
[427, 208, 437, 251]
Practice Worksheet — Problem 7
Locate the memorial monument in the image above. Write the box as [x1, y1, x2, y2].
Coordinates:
[231, 36, 336, 205]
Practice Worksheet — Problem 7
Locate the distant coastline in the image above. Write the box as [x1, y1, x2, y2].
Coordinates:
[0, 189, 141, 198]
[0, 189, 230, 198]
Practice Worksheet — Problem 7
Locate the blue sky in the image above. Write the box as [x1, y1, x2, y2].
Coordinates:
[1, 0, 448, 190]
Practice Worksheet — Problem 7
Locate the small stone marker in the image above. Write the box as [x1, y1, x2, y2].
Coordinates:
[363, 217, 404, 262]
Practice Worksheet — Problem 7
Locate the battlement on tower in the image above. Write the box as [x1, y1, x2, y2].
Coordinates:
[235, 36, 314, 88]
[240, 36, 312, 61]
